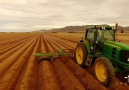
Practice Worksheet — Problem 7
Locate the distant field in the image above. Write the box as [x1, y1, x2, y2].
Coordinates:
[50, 32, 129, 44]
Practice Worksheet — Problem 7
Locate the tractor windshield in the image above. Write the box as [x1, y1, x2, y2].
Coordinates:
[103, 30, 114, 41]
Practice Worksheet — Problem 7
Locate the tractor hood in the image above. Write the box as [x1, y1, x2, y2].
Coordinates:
[103, 41, 129, 50]
[103, 40, 129, 70]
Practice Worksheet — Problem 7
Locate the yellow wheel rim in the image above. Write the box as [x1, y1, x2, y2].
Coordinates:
[76, 46, 83, 65]
[95, 62, 107, 82]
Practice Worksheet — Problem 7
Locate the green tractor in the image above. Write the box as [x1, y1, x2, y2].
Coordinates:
[75, 24, 129, 86]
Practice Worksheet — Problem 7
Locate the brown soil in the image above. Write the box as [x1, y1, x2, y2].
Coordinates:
[0, 33, 128, 90]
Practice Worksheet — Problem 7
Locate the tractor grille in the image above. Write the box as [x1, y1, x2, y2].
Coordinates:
[119, 50, 129, 64]
[112, 48, 116, 59]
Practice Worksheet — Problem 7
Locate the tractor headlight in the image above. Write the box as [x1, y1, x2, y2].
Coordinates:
[119, 50, 129, 64]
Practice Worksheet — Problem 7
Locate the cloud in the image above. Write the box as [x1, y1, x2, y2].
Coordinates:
[0, 0, 129, 32]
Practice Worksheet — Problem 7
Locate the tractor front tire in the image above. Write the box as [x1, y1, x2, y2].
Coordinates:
[94, 57, 115, 86]
[75, 42, 87, 66]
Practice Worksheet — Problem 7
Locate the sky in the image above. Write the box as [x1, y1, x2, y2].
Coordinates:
[0, 0, 129, 32]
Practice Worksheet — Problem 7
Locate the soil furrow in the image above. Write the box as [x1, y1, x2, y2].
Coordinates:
[49, 34, 77, 45]
[0, 34, 36, 46]
[44, 36, 76, 48]
[0, 36, 38, 63]
[0, 32, 128, 90]
[0, 36, 33, 55]
[14, 35, 41, 90]
[0, 36, 39, 76]
[0, 35, 34, 51]
[44, 34, 86, 90]
[0, 35, 39, 90]
[37, 35, 61, 90]
[48, 33, 80, 43]
[44, 34, 75, 49]
[51, 58, 85, 90]
[59, 56, 107, 90]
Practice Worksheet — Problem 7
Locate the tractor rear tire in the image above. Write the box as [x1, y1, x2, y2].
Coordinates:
[75, 42, 88, 66]
[94, 57, 115, 86]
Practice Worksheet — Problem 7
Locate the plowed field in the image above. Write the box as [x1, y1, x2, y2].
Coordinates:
[0, 32, 129, 90]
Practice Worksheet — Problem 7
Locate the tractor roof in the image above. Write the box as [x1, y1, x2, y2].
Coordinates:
[86, 25, 115, 30]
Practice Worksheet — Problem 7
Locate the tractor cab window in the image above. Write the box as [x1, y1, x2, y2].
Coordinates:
[96, 30, 102, 42]
[87, 29, 96, 48]
[87, 29, 95, 41]
[96, 29, 114, 50]
[97, 29, 114, 41]
[103, 30, 114, 41]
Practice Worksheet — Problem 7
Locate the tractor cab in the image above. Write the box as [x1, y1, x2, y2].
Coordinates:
[85, 26, 115, 55]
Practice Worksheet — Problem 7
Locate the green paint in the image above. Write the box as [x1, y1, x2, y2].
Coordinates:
[34, 48, 74, 60]
[83, 40, 92, 55]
